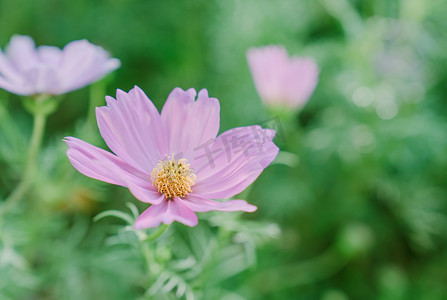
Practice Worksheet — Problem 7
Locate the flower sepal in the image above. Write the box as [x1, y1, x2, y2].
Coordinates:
[23, 95, 60, 116]
[266, 103, 297, 122]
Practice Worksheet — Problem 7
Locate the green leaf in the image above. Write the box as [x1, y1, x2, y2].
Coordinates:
[94, 210, 134, 225]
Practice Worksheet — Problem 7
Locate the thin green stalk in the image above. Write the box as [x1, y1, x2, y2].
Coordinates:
[0, 95, 23, 147]
[88, 80, 106, 125]
[320, 0, 364, 40]
[0, 96, 49, 216]
[144, 224, 170, 243]
[140, 224, 170, 293]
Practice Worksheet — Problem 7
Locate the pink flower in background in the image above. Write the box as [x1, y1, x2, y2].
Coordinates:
[247, 45, 318, 108]
[65, 86, 278, 229]
[0, 35, 120, 96]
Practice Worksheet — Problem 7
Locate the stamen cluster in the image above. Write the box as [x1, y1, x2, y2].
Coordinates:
[151, 156, 196, 199]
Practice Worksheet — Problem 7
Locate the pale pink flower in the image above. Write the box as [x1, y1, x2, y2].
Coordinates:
[0, 35, 120, 96]
[64, 86, 278, 228]
[247, 45, 318, 108]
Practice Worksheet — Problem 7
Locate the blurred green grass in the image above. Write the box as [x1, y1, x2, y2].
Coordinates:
[2, 0, 447, 299]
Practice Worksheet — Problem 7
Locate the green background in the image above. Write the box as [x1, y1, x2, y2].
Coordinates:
[1, 0, 447, 299]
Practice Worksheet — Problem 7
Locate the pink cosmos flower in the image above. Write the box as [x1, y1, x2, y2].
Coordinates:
[247, 45, 319, 108]
[64, 86, 279, 229]
[0, 35, 120, 96]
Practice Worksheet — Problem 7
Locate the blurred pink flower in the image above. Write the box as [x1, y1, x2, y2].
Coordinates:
[0, 35, 120, 96]
[64, 86, 278, 229]
[247, 45, 318, 108]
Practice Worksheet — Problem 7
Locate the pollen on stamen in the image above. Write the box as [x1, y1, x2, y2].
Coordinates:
[151, 155, 196, 199]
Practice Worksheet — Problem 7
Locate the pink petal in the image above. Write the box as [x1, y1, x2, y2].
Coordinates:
[191, 125, 279, 199]
[284, 57, 318, 106]
[23, 66, 58, 95]
[37, 46, 63, 65]
[125, 179, 164, 205]
[184, 194, 257, 212]
[65, 137, 138, 186]
[247, 45, 289, 104]
[0, 50, 23, 84]
[0, 36, 119, 96]
[5, 35, 39, 73]
[96, 87, 166, 173]
[0, 76, 29, 95]
[161, 87, 220, 159]
[65, 137, 164, 204]
[134, 197, 198, 229]
[57, 40, 120, 93]
[247, 45, 318, 108]
[60, 40, 99, 77]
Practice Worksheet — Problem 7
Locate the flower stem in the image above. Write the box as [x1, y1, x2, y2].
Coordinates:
[140, 224, 170, 292]
[88, 79, 106, 125]
[144, 224, 170, 242]
[0, 96, 49, 216]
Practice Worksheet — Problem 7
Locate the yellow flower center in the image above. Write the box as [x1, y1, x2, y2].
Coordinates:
[151, 156, 196, 199]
